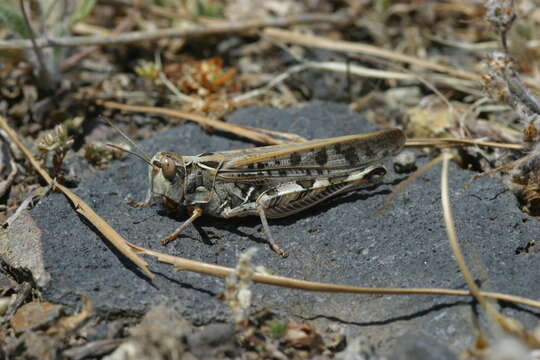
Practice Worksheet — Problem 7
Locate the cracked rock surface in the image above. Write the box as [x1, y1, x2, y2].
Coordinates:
[4, 101, 539, 354]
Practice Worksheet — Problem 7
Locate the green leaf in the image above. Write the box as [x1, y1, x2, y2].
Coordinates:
[0, 3, 29, 38]
[69, 0, 96, 25]
[188, 0, 224, 18]
[202, 1, 224, 18]
[267, 319, 288, 339]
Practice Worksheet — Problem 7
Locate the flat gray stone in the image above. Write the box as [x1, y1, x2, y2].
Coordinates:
[5, 101, 539, 354]
[1, 210, 50, 287]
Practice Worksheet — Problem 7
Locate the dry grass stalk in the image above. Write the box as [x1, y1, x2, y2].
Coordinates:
[129, 244, 540, 308]
[0, 12, 353, 50]
[441, 152, 540, 349]
[233, 61, 478, 104]
[406, 138, 525, 150]
[97, 100, 302, 145]
[377, 154, 445, 215]
[263, 28, 480, 82]
[441, 152, 496, 311]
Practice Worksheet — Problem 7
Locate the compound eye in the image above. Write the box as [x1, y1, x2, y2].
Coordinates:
[161, 157, 176, 180]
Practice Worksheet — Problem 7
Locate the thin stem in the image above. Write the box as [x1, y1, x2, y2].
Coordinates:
[263, 27, 481, 81]
[19, 0, 53, 92]
[406, 138, 525, 150]
[0, 12, 352, 50]
[440, 152, 508, 335]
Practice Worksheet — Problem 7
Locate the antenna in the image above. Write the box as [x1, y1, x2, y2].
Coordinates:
[106, 143, 155, 168]
[100, 116, 153, 164]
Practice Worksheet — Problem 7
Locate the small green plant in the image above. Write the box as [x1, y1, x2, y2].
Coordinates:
[36, 124, 74, 178]
[187, 0, 224, 18]
[266, 318, 287, 339]
[0, 0, 97, 92]
[134, 60, 161, 81]
[0, 2, 29, 38]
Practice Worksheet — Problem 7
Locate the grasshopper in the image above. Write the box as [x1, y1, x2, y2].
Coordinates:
[115, 126, 405, 257]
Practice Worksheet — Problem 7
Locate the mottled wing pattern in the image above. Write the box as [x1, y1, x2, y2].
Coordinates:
[213, 129, 405, 185]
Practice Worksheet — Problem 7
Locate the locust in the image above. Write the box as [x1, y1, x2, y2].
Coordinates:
[113, 125, 405, 257]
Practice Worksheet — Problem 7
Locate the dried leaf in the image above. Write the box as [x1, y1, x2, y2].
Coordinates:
[10, 302, 63, 332]
[284, 321, 323, 349]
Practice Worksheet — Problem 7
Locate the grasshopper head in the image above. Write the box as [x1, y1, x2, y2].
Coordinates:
[149, 152, 186, 206]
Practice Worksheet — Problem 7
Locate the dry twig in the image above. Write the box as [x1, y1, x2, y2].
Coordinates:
[129, 244, 540, 309]
[0, 12, 352, 50]
[97, 100, 306, 145]
[441, 152, 495, 312]
[378, 154, 445, 215]
[406, 138, 525, 150]
[441, 152, 540, 347]
[60, 5, 137, 71]
[263, 28, 481, 82]
[233, 61, 477, 103]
